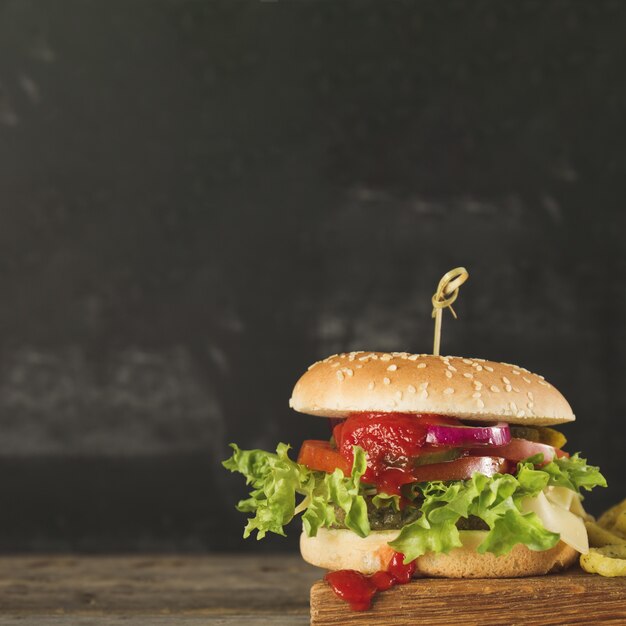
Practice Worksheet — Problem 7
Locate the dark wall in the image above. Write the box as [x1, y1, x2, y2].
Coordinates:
[0, 0, 624, 552]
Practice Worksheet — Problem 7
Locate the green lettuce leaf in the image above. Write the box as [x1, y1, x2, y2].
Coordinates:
[371, 492, 401, 511]
[223, 443, 370, 539]
[528, 453, 607, 494]
[390, 454, 604, 561]
[477, 510, 559, 555]
[225, 442, 606, 562]
[389, 515, 462, 560]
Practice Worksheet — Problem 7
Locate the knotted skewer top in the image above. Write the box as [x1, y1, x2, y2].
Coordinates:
[431, 267, 469, 356]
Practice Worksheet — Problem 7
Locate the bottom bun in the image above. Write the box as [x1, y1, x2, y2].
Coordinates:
[300, 528, 578, 578]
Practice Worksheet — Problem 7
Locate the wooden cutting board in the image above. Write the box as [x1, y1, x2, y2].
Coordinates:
[310, 568, 626, 625]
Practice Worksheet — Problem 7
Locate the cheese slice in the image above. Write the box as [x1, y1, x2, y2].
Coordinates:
[544, 485, 575, 510]
[522, 488, 589, 554]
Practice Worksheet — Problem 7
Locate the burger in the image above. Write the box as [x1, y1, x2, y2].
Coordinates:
[224, 352, 606, 608]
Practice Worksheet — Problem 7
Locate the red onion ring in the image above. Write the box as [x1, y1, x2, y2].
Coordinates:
[425, 422, 511, 447]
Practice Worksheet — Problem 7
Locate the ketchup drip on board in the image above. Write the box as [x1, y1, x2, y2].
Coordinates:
[324, 552, 416, 611]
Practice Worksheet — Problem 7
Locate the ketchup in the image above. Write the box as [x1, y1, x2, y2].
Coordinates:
[333, 412, 461, 495]
[324, 552, 416, 611]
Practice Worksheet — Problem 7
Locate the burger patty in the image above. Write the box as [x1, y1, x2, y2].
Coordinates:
[332, 499, 420, 530]
[454, 515, 490, 531]
[332, 498, 489, 532]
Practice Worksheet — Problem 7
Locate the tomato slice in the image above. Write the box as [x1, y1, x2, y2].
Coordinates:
[298, 440, 351, 474]
[411, 456, 509, 482]
[469, 438, 558, 464]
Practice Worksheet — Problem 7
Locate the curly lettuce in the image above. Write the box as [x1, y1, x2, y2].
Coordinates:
[223, 443, 370, 539]
[224, 444, 606, 561]
[390, 454, 606, 561]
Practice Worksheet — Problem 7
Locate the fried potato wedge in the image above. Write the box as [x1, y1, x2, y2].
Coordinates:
[612, 510, 626, 537]
[597, 498, 626, 530]
[585, 521, 626, 548]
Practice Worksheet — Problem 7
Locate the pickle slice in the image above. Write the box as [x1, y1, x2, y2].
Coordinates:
[537, 427, 567, 449]
[412, 448, 463, 467]
[509, 426, 567, 449]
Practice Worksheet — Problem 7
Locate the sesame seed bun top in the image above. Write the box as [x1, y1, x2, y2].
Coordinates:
[289, 352, 574, 426]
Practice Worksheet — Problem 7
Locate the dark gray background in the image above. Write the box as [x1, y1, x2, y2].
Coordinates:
[0, 0, 624, 552]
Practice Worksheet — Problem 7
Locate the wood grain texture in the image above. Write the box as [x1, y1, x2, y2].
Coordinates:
[0, 554, 318, 620]
[311, 568, 626, 626]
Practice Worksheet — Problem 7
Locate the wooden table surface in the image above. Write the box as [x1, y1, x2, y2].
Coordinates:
[4, 555, 625, 626]
[0, 554, 320, 625]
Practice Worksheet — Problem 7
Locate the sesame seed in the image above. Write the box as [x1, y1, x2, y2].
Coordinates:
[523, 377, 531, 384]
[512, 387, 520, 393]
[331, 362, 340, 368]
[370, 354, 379, 360]
[510, 401, 518, 412]
[502, 376, 511, 385]
[490, 385, 500, 393]
[505, 384, 512, 392]
[527, 391, 534, 400]
[419, 390, 429, 399]
[355, 364, 363, 369]
[380, 354, 392, 361]
[517, 410, 526, 418]
[474, 381, 483, 390]
[348, 354, 355, 362]
[387, 364, 398, 372]
[538, 380, 549, 386]
[345, 368, 354, 377]
[527, 402, 534, 409]
[408, 354, 418, 361]
[368, 381, 375, 390]
[462, 359, 473, 365]
[383, 377, 391, 385]
[395, 391, 403, 400]
[445, 371, 452, 378]
[463, 372, 473, 379]
[447, 365, 457, 372]
[511, 370, 520, 375]
[476, 399, 485, 408]
[475, 365, 483, 372]
[443, 387, 454, 395]
[417, 363, 427, 369]
[484, 366, 494, 372]
[419, 382, 429, 390]
[407, 385, 416, 394]
[538, 375, 545, 380]
[359, 356, 369, 362]
[472, 392, 481, 398]
[336, 371, 344, 381]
